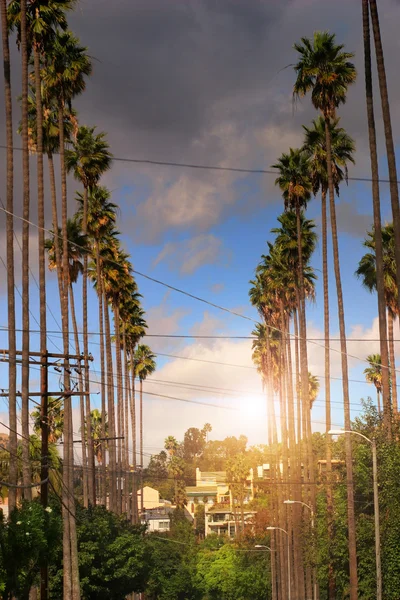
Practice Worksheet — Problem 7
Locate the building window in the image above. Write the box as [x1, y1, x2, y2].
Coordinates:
[158, 521, 169, 530]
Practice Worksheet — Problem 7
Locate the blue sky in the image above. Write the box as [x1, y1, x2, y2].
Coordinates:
[1, 0, 400, 460]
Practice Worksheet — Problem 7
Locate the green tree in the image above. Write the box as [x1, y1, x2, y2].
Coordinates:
[0, 500, 61, 600]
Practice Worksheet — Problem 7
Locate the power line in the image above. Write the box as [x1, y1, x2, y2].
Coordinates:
[0, 202, 394, 375]
[1, 144, 399, 185]
[3, 326, 400, 343]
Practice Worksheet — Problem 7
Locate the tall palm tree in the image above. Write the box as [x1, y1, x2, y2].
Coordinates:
[0, 0, 17, 511]
[66, 126, 112, 506]
[133, 345, 156, 515]
[293, 31, 358, 599]
[123, 301, 147, 523]
[360, 0, 392, 428]
[364, 354, 383, 412]
[303, 115, 356, 599]
[45, 216, 90, 505]
[102, 250, 135, 514]
[78, 186, 117, 507]
[272, 150, 314, 512]
[368, 0, 400, 318]
[42, 31, 91, 600]
[356, 224, 398, 412]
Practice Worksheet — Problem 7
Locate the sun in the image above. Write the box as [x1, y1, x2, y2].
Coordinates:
[239, 395, 266, 421]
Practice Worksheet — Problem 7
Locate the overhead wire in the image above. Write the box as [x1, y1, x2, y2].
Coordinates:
[1, 144, 399, 185]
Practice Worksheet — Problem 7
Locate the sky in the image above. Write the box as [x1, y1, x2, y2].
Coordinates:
[1, 0, 400, 463]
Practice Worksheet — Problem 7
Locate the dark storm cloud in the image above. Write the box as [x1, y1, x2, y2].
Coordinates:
[69, 0, 291, 158]
[1, 0, 400, 247]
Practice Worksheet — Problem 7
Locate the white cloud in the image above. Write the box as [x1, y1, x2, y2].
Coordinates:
[153, 234, 230, 275]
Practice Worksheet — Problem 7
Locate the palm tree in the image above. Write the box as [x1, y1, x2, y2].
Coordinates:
[303, 115, 356, 599]
[133, 345, 156, 515]
[42, 31, 91, 600]
[294, 31, 358, 598]
[356, 224, 398, 412]
[77, 185, 117, 507]
[0, 0, 17, 511]
[364, 354, 383, 412]
[66, 126, 112, 507]
[308, 373, 320, 410]
[368, 0, 400, 318]
[360, 0, 392, 430]
[45, 216, 90, 506]
[84, 409, 108, 465]
[272, 150, 315, 529]
[31, 397, 64, 444]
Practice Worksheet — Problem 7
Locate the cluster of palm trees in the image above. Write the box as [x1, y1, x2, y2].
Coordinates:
[1, 1, 157, 598]
[249, 8, 400, 598]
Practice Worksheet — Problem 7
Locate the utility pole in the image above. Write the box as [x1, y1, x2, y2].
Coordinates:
[40, 349, 49, 600]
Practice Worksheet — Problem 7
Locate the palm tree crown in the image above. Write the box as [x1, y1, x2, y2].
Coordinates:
[272, 148, 312, 212]
[303, 115, 355, 195]
[293, 31, 356, 117]
[134, 345, 156, 382]
[65, 125, 113, 191]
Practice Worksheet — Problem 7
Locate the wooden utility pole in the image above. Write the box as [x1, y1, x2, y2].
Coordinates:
[40, 350, 49, 600]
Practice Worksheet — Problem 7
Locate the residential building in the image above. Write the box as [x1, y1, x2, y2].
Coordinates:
[185, 468, 255, 536]
[206, 504, 256, 537]
[142, 505, 193, 533]
[137, 485, 167, 510]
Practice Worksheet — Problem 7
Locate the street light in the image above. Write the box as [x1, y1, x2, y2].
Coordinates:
[284, 499, 317, 600]
[328, 429, 381, 600]
[267, 526, 291, 600]
[255, 545, 273, 600]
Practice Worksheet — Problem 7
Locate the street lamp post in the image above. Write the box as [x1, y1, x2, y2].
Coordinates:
[284, 499, 318, 600]
[267, 526, 291, 600]
[255, 545, 272, 600]
[329, 429, 381, 600]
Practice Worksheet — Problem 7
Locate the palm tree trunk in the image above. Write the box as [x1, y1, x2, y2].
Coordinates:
[369, 0, 400, 325]
[388, 311, 398, 412]
[58, 100, 80, 600]
[280, 310, 295, 597]
[123, 326, 130, 515]
[321, 187, 335, 600]
[325, 115, 358, 599]
[377, 390, 381, 413]
[130, 344, 138, 523]
[295, 204, 315, 508]
[20, 0, 31, 500]
[69, 283, 88, 506]
[293, 309, 301, 445]
[0, 0, 17, 510]
[47, 153, 64, 304]
[140, 378, 144, 516]
[113, 303, 123, 514]
[82, 186, 95, 505]
[363, 0, 392, 429]
[33, 42, 49, 523]
[286, 318, 304, 600]
[104, 296, 117, 512]
[95, 242, 107, 505]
